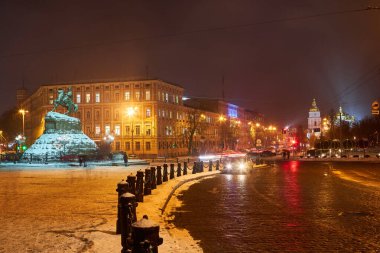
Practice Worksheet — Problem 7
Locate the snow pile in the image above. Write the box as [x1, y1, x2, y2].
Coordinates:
[23, 112, 97, 160]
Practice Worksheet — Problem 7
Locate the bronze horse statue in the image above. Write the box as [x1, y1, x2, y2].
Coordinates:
[51, 87, 78, 115]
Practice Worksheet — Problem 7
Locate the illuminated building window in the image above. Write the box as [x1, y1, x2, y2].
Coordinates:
[135, 125, 141, 136]
[146, 108, 151, 118]
[76, 94, 81, 103]
[176, 96, 179, 104]
[86, 93, 91, 103]
[145, 90, 151, 100]
[172, 95, 175, 103]
[105, 125, 110, 134]
[125, 91, 130, 101]
[165, 93, 169, 102]
[135, 91, 140, 101]
[146, 142, 151, 151]
[169, 111, 172, 119]
[125, 142, 130, 150]
[95, 125, 101, 135]
[158, 110, 161, 117]
[227, 104, 238, 118]
[95, 93, 100, 103]
[162, 93, 165, 101]
[115, 125, 120, 136]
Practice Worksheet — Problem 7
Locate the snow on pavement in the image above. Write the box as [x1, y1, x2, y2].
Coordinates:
[0, 164, 219, 253]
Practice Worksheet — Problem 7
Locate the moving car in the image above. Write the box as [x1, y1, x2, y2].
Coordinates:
[221, 155, 253, 174]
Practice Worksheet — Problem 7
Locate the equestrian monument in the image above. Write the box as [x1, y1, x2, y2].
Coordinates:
[23, 87, 97, 161]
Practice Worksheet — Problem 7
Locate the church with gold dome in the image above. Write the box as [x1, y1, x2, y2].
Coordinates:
[307, 99, 321, 139]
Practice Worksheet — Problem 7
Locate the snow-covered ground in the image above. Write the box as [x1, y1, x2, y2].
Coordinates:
[0, 163, 219, 253]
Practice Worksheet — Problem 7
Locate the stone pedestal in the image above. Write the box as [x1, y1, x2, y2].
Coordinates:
[23, 112, 97, 160]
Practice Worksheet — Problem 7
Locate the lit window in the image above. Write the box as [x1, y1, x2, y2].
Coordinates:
[86, 93, 91, 103]
[95, 93, 100, 103]
[176, 96, 179, 104]
[105, 125, 110, 134]
[165, 93, 169, 102]
[125, 91, 130, 101]
[49, 95, 54, 105]
[146, 108, 151, 118]
[95, 125, 101, 135]
[145, 90, 150, 100]
[135, 125, 140, 136]
[76, 94, 81, 103]
[115, 125, 120, 136]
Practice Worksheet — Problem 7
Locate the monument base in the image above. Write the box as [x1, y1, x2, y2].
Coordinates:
[23, 112, 97, 161]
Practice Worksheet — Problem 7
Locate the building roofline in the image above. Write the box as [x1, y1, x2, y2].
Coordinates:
[40, 78, 184, 89]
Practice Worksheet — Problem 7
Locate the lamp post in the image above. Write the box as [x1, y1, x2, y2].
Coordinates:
[18, 109, 28, 136]
[126, 107, 137, 155]
[218, 115, 226, 151]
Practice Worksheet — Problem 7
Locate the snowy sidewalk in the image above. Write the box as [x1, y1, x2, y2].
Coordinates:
[89, 170, 220, 253]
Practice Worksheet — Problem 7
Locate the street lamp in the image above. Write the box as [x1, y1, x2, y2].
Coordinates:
[126, 107, 137, 155]
[18, 109, 28, 136]
[218, 115, 227, 150]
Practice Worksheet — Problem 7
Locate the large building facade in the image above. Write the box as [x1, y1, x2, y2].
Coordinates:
[20, 79, 262, 157]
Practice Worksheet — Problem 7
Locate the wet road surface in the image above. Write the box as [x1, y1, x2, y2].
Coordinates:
[172, 161, 380, 252]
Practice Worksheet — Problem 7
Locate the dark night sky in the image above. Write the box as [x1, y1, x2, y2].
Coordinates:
[1, 0, 380, 126]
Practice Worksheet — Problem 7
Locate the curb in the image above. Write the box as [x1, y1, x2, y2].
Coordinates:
[160, 171, 220, 215]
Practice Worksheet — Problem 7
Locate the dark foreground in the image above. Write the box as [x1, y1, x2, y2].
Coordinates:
[172, 161, 380, 252]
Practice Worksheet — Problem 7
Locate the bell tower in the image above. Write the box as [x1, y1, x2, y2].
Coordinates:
[307, 98, 321, 138]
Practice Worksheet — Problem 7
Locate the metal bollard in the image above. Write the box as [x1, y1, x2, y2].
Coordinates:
[209, 160, 213, 171]
[120, 192, 138, 253]
[130, 215, 163, 253]
[177, 163, 182, 177]
[136, 171, 144, 202]
[216, 160, 220, 170]
[183, 162, 188, 175]
[169, 164, 175, 179]
[127, 175, 137, 195]
[150, 167, 157, 189]
[163, 164, 168, 182]
[192, 161, 197, 174]
[156, 166, 162, 185]
[144, 168, 152, 195]
[116, 179, 129, 235]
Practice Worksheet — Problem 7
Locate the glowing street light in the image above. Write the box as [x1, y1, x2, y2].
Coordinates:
[18, 109, 28, 136]
[126, 107, 137, 155]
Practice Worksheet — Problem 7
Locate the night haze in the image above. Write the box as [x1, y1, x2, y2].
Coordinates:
[1, 0, 380, 126]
